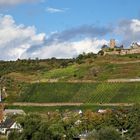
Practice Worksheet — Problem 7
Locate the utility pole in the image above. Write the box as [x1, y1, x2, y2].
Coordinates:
[0, 76, 4, 122]
[0, 87, 1, 102]
[0, 77, 2, 102]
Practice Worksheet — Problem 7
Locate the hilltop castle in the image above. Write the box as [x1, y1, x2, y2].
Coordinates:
[100, 39, 140, 55]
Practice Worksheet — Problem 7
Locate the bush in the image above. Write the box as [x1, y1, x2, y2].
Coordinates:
[97, 127, 122, 140]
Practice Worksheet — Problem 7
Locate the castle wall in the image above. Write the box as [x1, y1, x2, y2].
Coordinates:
[103, 48, 140, 56]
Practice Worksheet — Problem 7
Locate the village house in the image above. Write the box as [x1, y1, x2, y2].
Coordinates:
[0, 117, 22, 135]
[0, 101, 24, 135]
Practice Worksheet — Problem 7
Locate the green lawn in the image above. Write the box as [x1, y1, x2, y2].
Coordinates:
[43, 64, 92, 80]
[5, 56, 140, 84]
[43, 62, 140, 81]
[44, 65, 77, 79]
[97, 63, 140, 80]
[6, 104, 122, 113]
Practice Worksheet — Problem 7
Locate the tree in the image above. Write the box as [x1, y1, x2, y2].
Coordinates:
[48, 123, 65, 140]
[8, 131, 21, 140]
[60, 61, 68, 68]
[133, 125, 140, 140]
[18, 114, 42, 140]
[101, 45, 108, 49]
[126, 104, 140, 139]
[98, 50, 104, 56]
[86, 130, 99, 140]
[37, 121, 51, 140]
[97, 127, 122, 140]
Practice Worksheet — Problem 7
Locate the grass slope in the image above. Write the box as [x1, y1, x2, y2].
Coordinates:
[6, 105, 123, 113]
[4, 54, 140, 83]
[2, 54, 140, 103]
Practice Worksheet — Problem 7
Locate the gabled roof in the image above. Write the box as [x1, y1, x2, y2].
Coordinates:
[4, 109, 25, 115]
[131, 42, 140, 48]
[0, 118, 15, 129]
[102, 45, 109, 49]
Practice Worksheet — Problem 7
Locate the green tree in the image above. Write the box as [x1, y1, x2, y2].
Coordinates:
[8, 131, 21, 140]
[97, 127, 122, 140]
[18, 114, 42, 140]
[48, 123, 65, 140]
[126, 104, 140, 139]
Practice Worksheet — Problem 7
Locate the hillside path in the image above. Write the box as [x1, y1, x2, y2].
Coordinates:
[5, 102, 134, 107]
[110, 60, 140, 64]
[107, 78, 140, 83]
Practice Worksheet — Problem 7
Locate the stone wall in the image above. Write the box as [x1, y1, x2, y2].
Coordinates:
[104, 48, 140, 55]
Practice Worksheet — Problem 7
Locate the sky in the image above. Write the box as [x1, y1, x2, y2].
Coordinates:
[0, 0, 140, 60]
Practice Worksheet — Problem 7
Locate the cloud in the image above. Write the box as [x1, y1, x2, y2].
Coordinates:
[0, 15, 109, 60]
[23, 24, 112, 58]
[0, 0, 40, 6]
[0, 15, 46, 60]
[45, 25, 112, 44]
[22, 19, 140, 59]
[114, 19, 140, 46]
[46, 7, 65, 13]
[24, 24, 112, 57]
[0, 14, 140, 60]
[22, 38, 108, 59]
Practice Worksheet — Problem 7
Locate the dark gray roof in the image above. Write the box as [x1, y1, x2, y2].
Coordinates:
[0, 118, 14, 128]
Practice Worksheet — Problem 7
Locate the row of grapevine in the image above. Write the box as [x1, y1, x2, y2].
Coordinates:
[19, 82, 140, 103]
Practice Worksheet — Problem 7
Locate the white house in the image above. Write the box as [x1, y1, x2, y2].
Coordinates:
[98, 109, 107, 114]
[0, 117, 22, 135]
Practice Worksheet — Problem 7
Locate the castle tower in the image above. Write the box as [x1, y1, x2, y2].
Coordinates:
[110, 39, 116, 49]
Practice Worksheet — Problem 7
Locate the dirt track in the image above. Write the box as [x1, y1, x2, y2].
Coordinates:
[5, 102, 134, 107]
[110, 60, 140, 64]
[5, 102, 83, 107]
[107, 78, 140, 83]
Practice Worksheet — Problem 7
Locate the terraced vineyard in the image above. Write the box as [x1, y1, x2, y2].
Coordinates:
[18, 82, 140, 103]
[2, 54, 140, 103]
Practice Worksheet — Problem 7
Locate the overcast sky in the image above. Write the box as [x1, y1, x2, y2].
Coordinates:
[0, 0, 140, 60]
